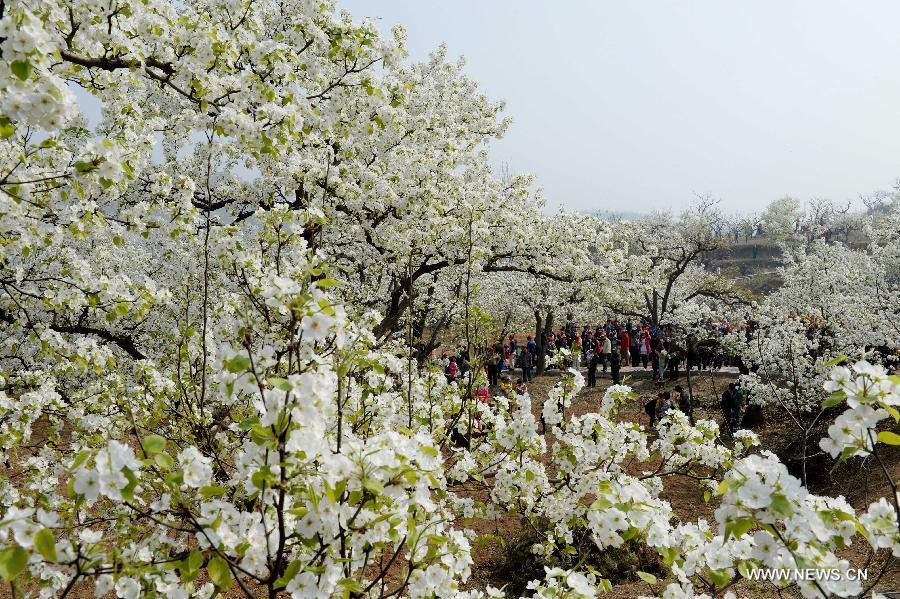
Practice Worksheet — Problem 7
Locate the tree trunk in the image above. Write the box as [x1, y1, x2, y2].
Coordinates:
[535, 310, 554, 375]
[685, 334, 696, 425]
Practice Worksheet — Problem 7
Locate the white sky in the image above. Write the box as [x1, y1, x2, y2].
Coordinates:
[342, 0, 900, 213]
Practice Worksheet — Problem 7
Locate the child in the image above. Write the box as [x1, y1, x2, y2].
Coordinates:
[656, 391, 672, 426]
[644, 394, 661, 428]
[476, 384, 490, 405]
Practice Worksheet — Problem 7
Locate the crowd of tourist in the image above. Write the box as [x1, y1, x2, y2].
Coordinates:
[438, 311, 897, 450]
[436, 317, 758, 444]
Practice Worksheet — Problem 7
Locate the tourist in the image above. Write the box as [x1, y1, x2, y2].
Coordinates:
[618, 327, 631, 367]
[657, 341, 669, 385]
[639, 331, 651, 369]
[515, 378, 527, 396]
[731, 382, 745, 431]
[675, 384, 693, 425]
[721, 383, 736, 433]
[587, 348, 599, 387]
[610, 346, 621, 384]
[630, 331, 641, 367]
[448, 356, 458, 383]
[600, 332, 612, 371]
[518, 348, 534, 382]
[486, 347, 501, 387]
[571, 335, 582, 370]
[644, 393, 662, 428]
[667, 340, 681, 381]
[656, 391, 673, 427]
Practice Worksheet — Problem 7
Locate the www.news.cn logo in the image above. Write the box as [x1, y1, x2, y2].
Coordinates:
[746, 568, 869, 582]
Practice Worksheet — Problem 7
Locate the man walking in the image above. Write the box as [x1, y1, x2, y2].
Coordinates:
[610, 346, 621, 384]
[675, 384, 693, 425]
[518, 348, 534, 383]
[587, 348, 599, 388]
[600, 332, 612, 372]
[618, 328, 630, 368]
[721, 383, 736, 433]
[731, 382, 745, 431]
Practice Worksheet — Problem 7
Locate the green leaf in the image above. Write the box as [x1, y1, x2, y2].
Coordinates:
[831, 445, 858, 473]
[186, 549, 203, 573]
[621, 526, 638, 541]
[660, 546, 679, 566]
[121, 466, 138, 503]
[70, 450, 91, 471]
[274, 559, 302, 589]
[822, 392, 845, 409]
[724, 517, 753, 541]
[0, 117, 14, 139]
[251, 467, 274, 490]
[223, 355, 251, 373]
[314, 278, 341, 288]
[708, 568, 731, 587]
[877, 431, 900, 445]
[362, 479, 384, 494]
[636, 571, 657, 584]
[885, 405, 900, 423]
[142, 434, 166, 455]
[589, 497, 613, 510]
[33, 529, 57, 562]
[207, 556, 232, 589]
[338, 577, 364, 592]
[238, 417, 259, 430]
[0, 546, 28, 581]
[770, 493, 793, 516]
[268, 377, 292, 392]
[10, 60, 32, 81]
[199, 485, 228, 498]
[154, 453, 174, 469]
[820, 355, 848, 369]
[716, 479, 730, 496]
[250, 424, 275, 445]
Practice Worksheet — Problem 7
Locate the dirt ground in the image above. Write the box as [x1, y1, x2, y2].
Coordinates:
[459, 364, 900, 598]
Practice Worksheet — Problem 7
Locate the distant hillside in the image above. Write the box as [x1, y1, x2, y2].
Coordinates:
[586, 209, 645, 223]
[706, 238, 783, 296]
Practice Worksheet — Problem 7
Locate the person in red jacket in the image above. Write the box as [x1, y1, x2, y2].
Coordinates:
[618, 328, 630, 366]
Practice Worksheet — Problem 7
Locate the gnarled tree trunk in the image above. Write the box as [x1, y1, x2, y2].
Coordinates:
[535, 310, 554, 375]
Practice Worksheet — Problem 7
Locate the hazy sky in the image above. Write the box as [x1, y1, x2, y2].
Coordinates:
[341, 1, 900, 213]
